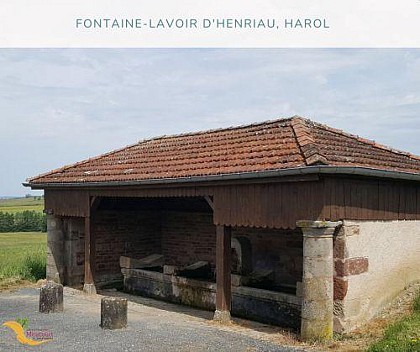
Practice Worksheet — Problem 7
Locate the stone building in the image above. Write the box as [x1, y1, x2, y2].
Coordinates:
[25, 116, 420, 341]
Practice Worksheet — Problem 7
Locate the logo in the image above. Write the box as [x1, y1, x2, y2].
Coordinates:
[2, 318, 53, 346]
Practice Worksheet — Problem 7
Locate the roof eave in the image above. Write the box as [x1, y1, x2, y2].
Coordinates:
[23, 166, 420, 190]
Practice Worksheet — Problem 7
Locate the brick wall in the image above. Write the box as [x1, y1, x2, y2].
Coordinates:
[90, 208, 302, 289]
[161, 211, 216, 268]
[92, 210, 161, 284]
[232, 227, 303, 287]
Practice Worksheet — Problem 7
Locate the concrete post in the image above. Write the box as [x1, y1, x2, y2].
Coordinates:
[296, 220, 342, 341]
[101, 297, 128, 329]
[46, 215, 64, 284]
[39, 281, 63, 313]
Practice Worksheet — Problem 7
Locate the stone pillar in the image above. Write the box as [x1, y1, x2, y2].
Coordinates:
[101, 297, 128, 329]
[63, 218, 85, 287]
[46, 215, 64, 284]
[296, 220, 342, 341]
[39, 281, 63, 313]
[214, 225, 232, 323]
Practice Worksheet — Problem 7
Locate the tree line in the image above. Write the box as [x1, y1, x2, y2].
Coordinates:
[0, 211, 47, 232]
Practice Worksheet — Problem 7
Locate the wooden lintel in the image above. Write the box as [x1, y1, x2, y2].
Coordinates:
[204, 195, 214, 211]
[215, 225, 231, 312]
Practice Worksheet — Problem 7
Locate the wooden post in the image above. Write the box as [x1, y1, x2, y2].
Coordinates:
[83, 199, 96, 294]
[214, 225, 231, 323]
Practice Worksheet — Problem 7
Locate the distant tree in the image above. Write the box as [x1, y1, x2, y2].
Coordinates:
[0, 212, 14, 232]
[0, 210, 46, 232]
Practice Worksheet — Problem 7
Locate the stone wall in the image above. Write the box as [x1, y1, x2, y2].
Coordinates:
[122, 268, 302, 328]
[62, 217, 85, 286]
[333, 220, 420, 332]
[46, 215, 85, 287]
[232, 227, 303, 287]
[46, 215, 64, 283]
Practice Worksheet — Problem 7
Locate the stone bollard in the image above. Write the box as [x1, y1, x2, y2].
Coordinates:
[100, 297, 127, 329]
[39, 281, 64, 313]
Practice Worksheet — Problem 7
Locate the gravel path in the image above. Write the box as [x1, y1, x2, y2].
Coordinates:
[0, 287, 305, 352]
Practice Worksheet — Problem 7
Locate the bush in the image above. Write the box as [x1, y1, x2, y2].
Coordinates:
[23, 251, 46, 281]
[0, 211, 46, 232]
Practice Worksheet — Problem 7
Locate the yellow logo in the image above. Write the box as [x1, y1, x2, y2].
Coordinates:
[3, 320, 52, 346]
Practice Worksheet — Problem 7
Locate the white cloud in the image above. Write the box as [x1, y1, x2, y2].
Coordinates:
[0, 48, 419, 196]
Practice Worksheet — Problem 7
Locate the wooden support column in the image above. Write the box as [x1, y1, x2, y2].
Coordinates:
[214, 225, 231, 323]
[83, 199, 96, 294]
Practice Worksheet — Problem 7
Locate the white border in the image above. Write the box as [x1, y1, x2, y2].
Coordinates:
[1, 0, 420, 48]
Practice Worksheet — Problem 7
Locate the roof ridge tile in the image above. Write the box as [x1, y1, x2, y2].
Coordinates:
[290, 117, 329, 166]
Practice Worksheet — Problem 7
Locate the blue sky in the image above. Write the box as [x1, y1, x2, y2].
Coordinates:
[1, 49, 419, 196]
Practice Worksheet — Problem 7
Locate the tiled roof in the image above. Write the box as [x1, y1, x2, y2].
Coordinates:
[27, 116, 420, 185]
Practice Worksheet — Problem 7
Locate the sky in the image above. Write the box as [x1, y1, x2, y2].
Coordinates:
[0, 49, 419, 196]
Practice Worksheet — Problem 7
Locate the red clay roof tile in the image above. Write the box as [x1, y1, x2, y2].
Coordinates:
[27, 116, 420, 185]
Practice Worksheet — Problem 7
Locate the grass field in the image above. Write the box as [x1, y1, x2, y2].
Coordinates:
[0, 232, 47, 288]
[0, 197, 44, 213]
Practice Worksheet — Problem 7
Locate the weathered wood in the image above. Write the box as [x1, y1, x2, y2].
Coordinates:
[100, 297, 127, 329]
[39, 281, 63, 313]
[84, 216, 93, 285]
[215, 225, 231, 312]
[204, 195, 214, 211]
[45, 189, 89, 217]
[45, 175, 420, 230]
[119, 254, 164, 269]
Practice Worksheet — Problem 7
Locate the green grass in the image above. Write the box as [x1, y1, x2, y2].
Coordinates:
[368, 293, 420, 352]
[0, 197, 44, 214]
[0, 232, 47, 285]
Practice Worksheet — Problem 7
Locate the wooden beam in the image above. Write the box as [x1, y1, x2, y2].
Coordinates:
[204, 195, 214, 211]
[90, 196, 101, 212]
[84, 216, 93, 285]
[83, 197, 96, 294]
[215, 225, 231, 315]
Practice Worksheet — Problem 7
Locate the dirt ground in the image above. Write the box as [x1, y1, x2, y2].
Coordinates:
[1, 280, 419, 351]
[100, 281, 420, 352]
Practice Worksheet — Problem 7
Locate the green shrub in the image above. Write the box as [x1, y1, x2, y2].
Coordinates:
[22, 251, 46, 281]
[0, 211, 46, 232]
